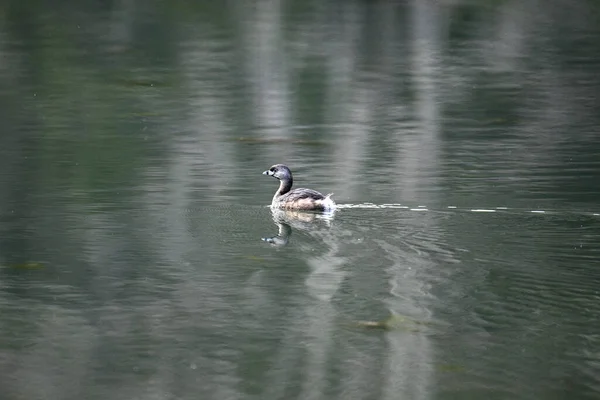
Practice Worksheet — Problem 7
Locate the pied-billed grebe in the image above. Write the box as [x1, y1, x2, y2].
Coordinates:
[262, 164, 335, 211]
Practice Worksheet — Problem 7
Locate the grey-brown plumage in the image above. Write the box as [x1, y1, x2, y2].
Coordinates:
[262, 164, 335, 211]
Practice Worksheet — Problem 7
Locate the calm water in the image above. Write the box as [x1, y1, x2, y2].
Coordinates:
[1, 1, 599, 399]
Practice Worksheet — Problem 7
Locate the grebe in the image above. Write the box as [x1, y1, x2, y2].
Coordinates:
[262, 164, 335, 211]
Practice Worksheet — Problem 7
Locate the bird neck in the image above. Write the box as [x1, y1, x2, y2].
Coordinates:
[276, 177, 293, 197]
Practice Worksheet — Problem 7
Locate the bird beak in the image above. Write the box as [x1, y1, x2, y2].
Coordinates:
[263, 170, 272, 176]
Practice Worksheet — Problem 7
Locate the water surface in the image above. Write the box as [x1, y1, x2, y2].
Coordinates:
[1, 1, 599, 399]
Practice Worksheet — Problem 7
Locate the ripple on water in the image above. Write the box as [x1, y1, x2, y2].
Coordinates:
[333, 207, 600, 397]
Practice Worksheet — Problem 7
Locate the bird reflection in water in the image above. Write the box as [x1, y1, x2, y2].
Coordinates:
[262, 208, 336, 246]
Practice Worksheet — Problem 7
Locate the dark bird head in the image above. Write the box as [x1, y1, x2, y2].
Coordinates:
[262, 164, 292, 181]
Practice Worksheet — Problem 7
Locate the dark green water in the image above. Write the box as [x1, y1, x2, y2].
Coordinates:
[1, 1, 599, 399]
